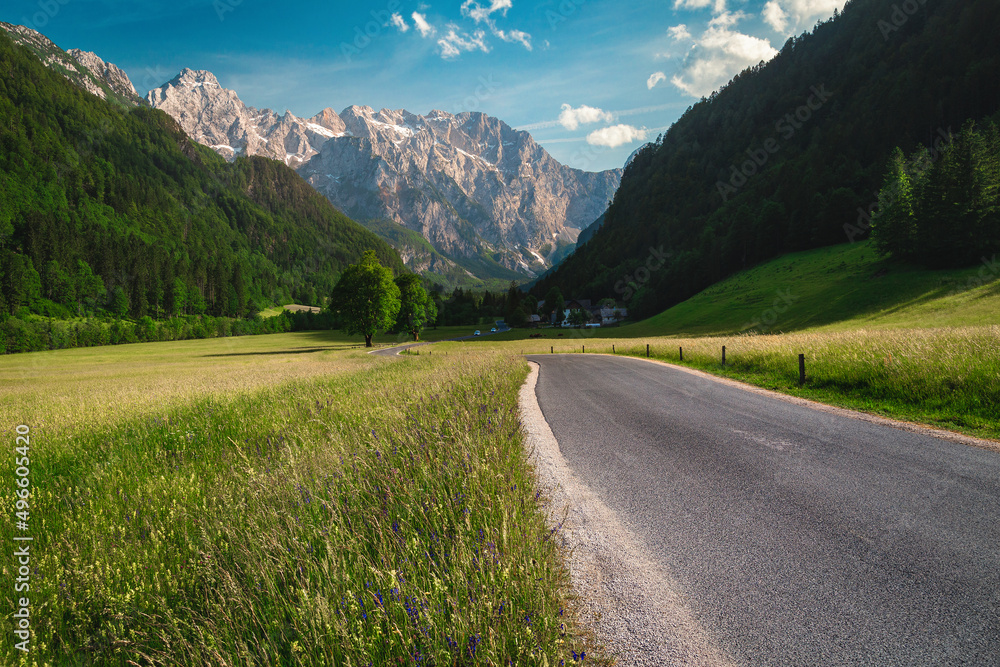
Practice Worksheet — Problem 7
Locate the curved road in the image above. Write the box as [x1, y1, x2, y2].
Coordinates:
[529, 354, 1000, 666]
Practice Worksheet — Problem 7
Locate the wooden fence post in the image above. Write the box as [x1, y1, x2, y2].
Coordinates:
[722, 346, 726, 366]
[613, 344, 615, 353]
[799, 354, 806, 385]
[551, 346, 553, 354]
[582, 345, 585, 354]
[646, 344, 650, 358]
[679, 346, 683, 361]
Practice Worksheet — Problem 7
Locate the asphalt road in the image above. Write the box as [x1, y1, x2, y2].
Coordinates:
[529, 354, 1000, 666]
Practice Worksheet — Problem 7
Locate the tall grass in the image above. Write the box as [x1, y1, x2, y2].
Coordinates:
[3, 345, 602, 665]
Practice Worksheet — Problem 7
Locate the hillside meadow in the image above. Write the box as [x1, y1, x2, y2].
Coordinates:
[1, 333, 607, 666]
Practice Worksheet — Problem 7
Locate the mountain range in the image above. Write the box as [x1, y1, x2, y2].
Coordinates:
[1, 21, 621, 288]
[144, 69, 621, 285]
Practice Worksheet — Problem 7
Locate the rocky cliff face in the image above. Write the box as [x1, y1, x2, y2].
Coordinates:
[0, 23, 139, 104]
[67, 49, 138, 101]
[146, 70, 621, 278]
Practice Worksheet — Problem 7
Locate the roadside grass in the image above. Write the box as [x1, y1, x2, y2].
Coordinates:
[2, 337, 606, 665]
[450, 325, 1000, 442]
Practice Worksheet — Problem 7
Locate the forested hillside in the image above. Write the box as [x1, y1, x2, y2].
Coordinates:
[534, 0, 1000, 318]
[0, 30, 402, 320]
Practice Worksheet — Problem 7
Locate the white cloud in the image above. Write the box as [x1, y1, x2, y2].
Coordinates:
[496, 28, 532, 50]
[647, 72, 667, 89]
[412, 12, 436, 38]
[586, 124, 648, 148]
[668, 24, 692, 41]
[390, 13, 409, 32]
[459, 0, 532, 52]
[438, 27, 491, 59]
[461, 0, 513, 23]
[762, 1, 788, 32]
[673, 0, 727, 12]
[558, 104, 614, 131]
[671, 12, 778, 98]
[763, 0, 847, 34]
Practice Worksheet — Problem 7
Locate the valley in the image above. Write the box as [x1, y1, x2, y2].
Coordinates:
[2, 0, 999, 664]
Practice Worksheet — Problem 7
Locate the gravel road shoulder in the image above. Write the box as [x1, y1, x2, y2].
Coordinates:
[519, 361, 737, 667]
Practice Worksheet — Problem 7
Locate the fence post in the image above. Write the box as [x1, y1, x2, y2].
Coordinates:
[799, 354, 806, 385]
[582, 345, 585, 354]
[722, 346, 726, 366]
[613, 344, 615, 354]
[646, 344, 650, 358]
[551, 346, 553, 354]
[679, 346, 683, 361]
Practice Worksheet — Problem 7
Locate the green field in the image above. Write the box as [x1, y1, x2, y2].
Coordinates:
[2, 334, 606, 666]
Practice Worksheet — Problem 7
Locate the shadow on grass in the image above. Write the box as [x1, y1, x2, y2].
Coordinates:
[203, 347, 342, 357]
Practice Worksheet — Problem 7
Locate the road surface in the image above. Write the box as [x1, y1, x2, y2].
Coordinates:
[529, 353, 1000, 666]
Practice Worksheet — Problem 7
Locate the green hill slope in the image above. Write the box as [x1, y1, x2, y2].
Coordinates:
[535, 0, 1000, 318]
[626, 242, 1000, 337]
[0, 29, 403, 319]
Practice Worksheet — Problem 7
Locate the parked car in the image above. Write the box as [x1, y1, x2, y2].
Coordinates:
[490, 328, 497, 333]
[474, 330, 481, 336]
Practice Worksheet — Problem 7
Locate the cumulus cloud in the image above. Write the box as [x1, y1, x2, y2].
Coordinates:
[647, 72, 667, 89]
[670, 12, 778, 98]
[438, 27, 490, 59]
[558, 104, 614, 131]
[762, 1, 788, 31]
[668, 24, 692, 41]
[390, 13, 409, 32]
[412, 12, 435, 37]
[586, 124, 648, 148]
[763, 0, 847, 33]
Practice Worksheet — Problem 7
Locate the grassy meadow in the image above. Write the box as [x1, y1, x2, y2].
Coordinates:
[2, 334, 606, 666]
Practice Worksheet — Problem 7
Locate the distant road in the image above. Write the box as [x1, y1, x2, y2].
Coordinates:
[370, 329, 506, 356]
[530, 354, 1000, 666]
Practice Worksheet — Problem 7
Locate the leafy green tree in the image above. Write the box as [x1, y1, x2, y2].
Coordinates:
[568, 309, 590, 327]
[111, 286, 130, 318]
[74, 260, 106, 314]
[508, 305, 528, 328]
[542, 286, 564, 325]
[394, 273, 432, 341]
[332, 251, 401, 347]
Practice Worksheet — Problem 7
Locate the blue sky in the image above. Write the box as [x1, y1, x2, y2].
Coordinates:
[3, 0, 846, 171]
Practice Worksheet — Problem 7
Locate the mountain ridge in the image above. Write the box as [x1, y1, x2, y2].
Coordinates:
[144, 69, 622, 282]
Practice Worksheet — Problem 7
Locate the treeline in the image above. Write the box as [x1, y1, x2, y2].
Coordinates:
[0, 30, 402, 322]
[535, 0, 1000, 318]
[432, 284, 529, 327]
[870, 120, 1000, 267]
[0, 311, 307, 355]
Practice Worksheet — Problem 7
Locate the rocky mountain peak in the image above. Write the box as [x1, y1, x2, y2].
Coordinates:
[67, 49, 138, 99]
[172, 68, 222, 88]
[145, 69, 623, 280]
